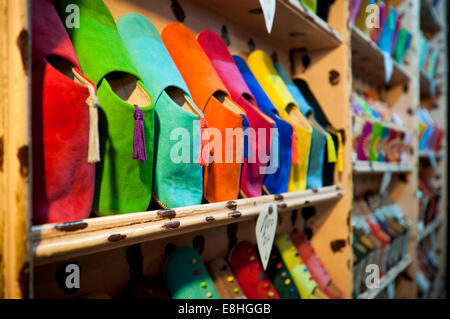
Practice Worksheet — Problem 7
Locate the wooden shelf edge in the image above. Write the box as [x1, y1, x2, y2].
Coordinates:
[353, 161, 413, 174]
[32, 185, 344, 266]
[192, 0, 342, 51]
[418, 218, 443, 242]
[358, 255, 412, 299]
[282, 0, 343, 44]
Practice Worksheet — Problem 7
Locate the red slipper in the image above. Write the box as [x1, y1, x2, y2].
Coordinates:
[32, 0, 98, 224]
[229, 241, 280, 299]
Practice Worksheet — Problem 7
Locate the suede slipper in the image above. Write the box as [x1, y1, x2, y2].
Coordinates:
[275, 63, 333, 189]
[56, 0, 154, 215]
[32, 0, 99, 224]
[266, 244, 301, 299]
[161, 23, 245, 203]
[293, 78, 343, 185]
[117, 13, 205, 209]
[165, 247, 220, 299]
[234, 55, 293, 194]
[229, 241, 280, 299]
[197, 30, 277, 198]
[248, 50, 312, 191]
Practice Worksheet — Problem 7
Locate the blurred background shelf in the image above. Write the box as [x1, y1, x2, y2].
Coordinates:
[351, 25, 411, 88]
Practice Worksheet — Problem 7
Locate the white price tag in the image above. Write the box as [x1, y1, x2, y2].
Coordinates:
[380, 171, 392, 194]
[259, 0, 276, 34]
[255, 203, 278, 271]
[383, 51, 394, 84]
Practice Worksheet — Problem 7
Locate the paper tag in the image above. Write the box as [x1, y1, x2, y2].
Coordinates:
[428, 152, 437, 168]
[255, 203, 278, 271]
[380, 171, 392, 194]
[383, 51, 394, 84]
[259, 0, 276, 34]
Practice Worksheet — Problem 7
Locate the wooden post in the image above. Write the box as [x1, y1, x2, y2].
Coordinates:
[0, 0, 32, 299]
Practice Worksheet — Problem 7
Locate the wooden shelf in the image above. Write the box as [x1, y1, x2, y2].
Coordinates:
[420, 70, 440, 99]
[358, 255, 412, 299]
[421, 0, 442, 37]
[351, 25, 411, 87]
[31, 185, 344, 266]
[419, 149, 443, 159]
[353, 161, 413, 174]
[191, 0, 342, 50]
[418, 218, 443, 242]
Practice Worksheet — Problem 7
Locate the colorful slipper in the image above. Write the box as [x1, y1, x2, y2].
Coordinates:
[234, 55, 293, 194]
[293, 78, 342, 185]
[266, 245, 301, 299]
[229, 241, 280, 299]
[165, 247, 220, 299]
[206, 258, 246, 299]
[161, 23, 244, 203]
[247, 50, 312, 191]
[274, 233, 325, 299]
[292, 232, 344, 299]
[198, 30, 277, 198]
[32, 0, 99, 224]
[369, 121, 383, 162]
[275, 63, 333, 189]
[116, 13, 205, 209]
[56, 0, 154, 215]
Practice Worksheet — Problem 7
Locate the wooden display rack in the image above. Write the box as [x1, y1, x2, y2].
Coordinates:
[0, 0, 447, 299]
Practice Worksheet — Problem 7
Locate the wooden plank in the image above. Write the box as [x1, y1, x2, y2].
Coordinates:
[353, 161, 414, 174]
[32, 186, 344, 266]
[0, 0, 31, 299]
[188, 0, 342, 51]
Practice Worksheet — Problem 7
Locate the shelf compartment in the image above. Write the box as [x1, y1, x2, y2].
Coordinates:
[32, 185, 344, 266]
[353, 161, 413, 174]
[421, 0, 442, 37]
[191, 0, 342, 51]
[418, 218, 443, 242]
[358, 255, 412, 299]
[351, 25, 410, 87]
[420, 70, 440, 99]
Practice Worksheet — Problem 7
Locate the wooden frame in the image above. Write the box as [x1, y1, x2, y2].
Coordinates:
[0, 0, 32, 299]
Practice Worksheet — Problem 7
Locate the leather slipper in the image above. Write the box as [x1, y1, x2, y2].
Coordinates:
[32, 0, 98, 224]
[117, 13, 205, 209]
[56, 0, 154, 215]
[197, 30, 277, 198]
[275, 63, 332, 189]
[248, 50, 312, 191]
[229, 241, 280, 299]
[161, 23, 245, 203]
[165, 247, 220, 299]
[234, 55, 294, 194]
[293, 78, 343, 185]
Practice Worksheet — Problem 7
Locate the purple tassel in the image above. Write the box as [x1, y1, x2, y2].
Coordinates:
[133, 104, 147, 162]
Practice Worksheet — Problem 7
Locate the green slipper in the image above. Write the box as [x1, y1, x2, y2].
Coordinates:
[56, 0, 154, 215]
[117, 13, 205, 209]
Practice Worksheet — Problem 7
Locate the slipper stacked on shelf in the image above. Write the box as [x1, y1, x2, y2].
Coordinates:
[351, 0, 412, 65]
[352, 193, 410, 298]
[417, 239, 441, 299]
[31, 0, 100, 224]
[419, 33, 439, 79]
[418, 108, 444, 153]
[351, 90, 409, 163]
[418, 177, 441, 230]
